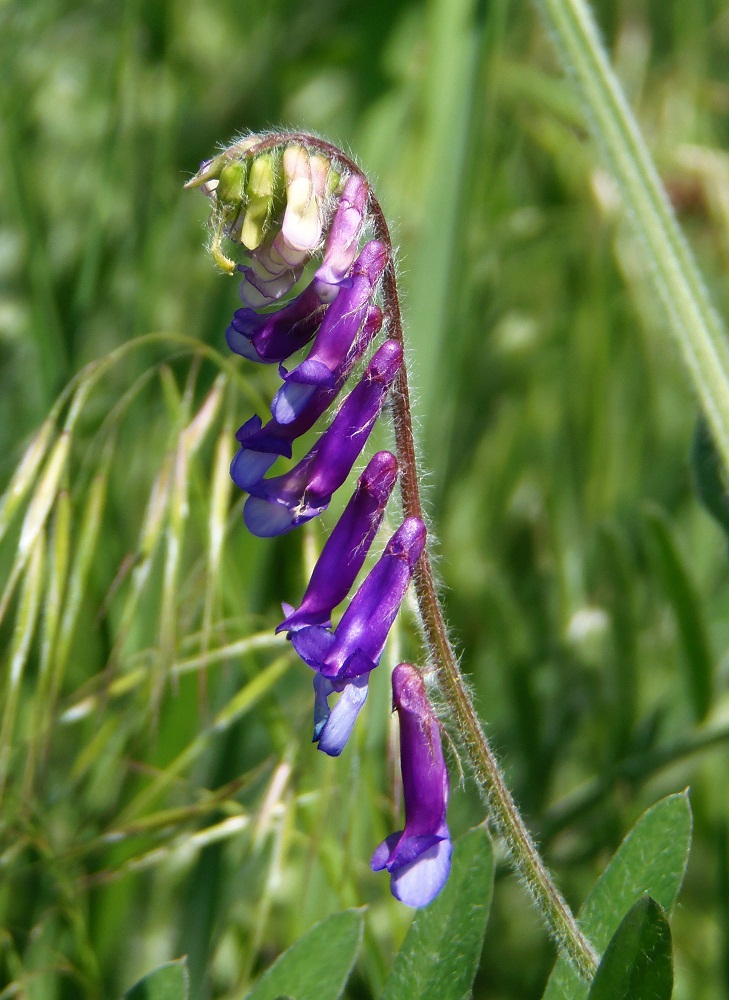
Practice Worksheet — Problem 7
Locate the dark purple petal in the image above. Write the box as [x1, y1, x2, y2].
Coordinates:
[290, 516, 425, 676]
[324, 518, 425, 676]
[240, 340, 403, 537]
[370, 832, 402, 871]
[289, 625, 336, 666]
[226, 282, 325, 364]
[370, 663, 452, 907]
[230, 306, 384, 494]
[392, 663, 449, 836]
[276, 451, 398, 633]
[269, 302, 383, 427]
[229, 415, 295, 491]
[302, 339, 402, 499]
[271, 241, 387, 418]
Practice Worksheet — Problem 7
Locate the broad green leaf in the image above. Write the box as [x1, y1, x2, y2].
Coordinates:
[243, 909, 364, 1000]
[380, 825, 494, 1000]
[123, 958, 189, 1000]
[543, 792, 691, 1000]
[587, 897, 672, 1000]
[644, 504, 713, 722]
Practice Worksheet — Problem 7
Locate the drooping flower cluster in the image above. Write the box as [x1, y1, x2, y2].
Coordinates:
[188, 136, 451, 906]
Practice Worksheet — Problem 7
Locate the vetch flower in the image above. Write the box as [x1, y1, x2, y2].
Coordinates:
[371, 663, 452, 907]
[230, 305, 382, 491]
[290, 516, 426, 755]
[240, 339, 403, 536]
[276, 450, 398, 635]
[313, 172, 369, 302]
[272, 240, 388, 423]
[226, 283, 326, 365]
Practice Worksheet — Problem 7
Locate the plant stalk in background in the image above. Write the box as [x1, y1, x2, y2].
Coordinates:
[539, 0, 729, 476]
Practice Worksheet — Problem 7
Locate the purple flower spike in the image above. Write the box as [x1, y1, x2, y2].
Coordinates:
[371, 663, 452, 907]
[241, 339, 403, 537]
[226, 282, 326, 365]
[276, 450, 398, 634]
[271, 241, 388, 424]
[230, 306, 382, 491]
[313, 173, 370, 302]
[290, 516, 426, 756]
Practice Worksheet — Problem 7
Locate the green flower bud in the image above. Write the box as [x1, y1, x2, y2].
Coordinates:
[216, 160, 248, 206]
[241, 154, 279, 251]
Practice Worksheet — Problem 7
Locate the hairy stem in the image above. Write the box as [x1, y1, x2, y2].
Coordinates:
[239, 131, 599, 980]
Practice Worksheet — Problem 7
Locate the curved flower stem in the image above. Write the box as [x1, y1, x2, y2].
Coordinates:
[238, 131, 599, 980]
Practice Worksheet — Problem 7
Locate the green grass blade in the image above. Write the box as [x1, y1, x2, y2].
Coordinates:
[0, 532, 45, 802]
[0, 431, 70, 630]
[51, 447, 113, 710]
[0, 418, 57, 547]
[22, 488, 71, 797]
[539, 0, 729, 473]
[117, 653, 293, 822]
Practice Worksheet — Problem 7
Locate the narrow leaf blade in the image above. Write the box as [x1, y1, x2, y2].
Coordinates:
[587, 897, 672, 1000]
[380, 824, 494, 1000]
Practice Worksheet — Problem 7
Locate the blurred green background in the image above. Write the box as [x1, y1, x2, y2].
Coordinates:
[3, 0, 729, 996]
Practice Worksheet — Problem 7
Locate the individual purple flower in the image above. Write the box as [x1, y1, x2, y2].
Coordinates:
[290, 517, 426, 755]
[371, 663, 452, 907]
[240, 339, 403, 537]
[276, 450, 399, 635]
[226, 283, 326, 365]
[313, 173, 369, 302]
[230, 305, 382, 491]
[271, 241, 387, 423]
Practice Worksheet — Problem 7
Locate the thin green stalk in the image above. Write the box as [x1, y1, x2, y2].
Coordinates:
[539, 0, 729, 473]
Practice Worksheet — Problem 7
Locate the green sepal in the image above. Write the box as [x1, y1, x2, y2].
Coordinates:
[326, 167, 343, 198]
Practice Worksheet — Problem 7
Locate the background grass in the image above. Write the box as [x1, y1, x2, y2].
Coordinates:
[2, 0, 729, 996]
